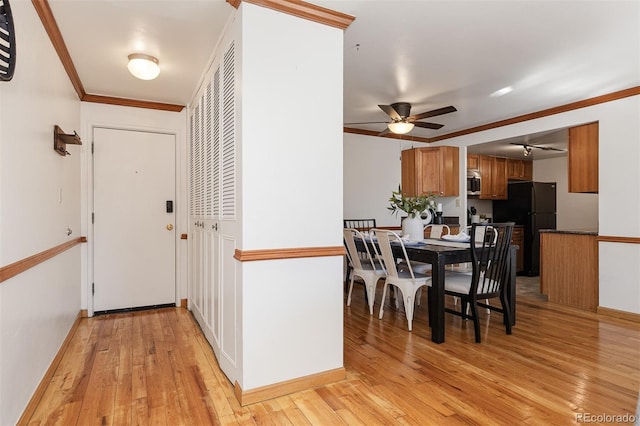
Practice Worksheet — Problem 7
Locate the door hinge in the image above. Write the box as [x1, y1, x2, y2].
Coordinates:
[92, 283, 95, 295]
[92, 212, 94, 224]
[91, 142, 94, 154]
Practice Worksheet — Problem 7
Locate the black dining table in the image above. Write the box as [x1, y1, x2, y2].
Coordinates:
[356, 237, 517, 344]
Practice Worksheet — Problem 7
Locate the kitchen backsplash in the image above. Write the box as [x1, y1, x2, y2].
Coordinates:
[467, 198, 493, 221]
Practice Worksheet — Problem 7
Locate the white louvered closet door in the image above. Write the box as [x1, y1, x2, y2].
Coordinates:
[189, 40, 237, 382]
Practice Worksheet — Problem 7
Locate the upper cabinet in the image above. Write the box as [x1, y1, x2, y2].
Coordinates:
[401, 146, 459, 197]
[467, 154, 479, 170]
[568, 122, 598, 193]
[507, 158, 533, 181]
[479, 155, 507, 200]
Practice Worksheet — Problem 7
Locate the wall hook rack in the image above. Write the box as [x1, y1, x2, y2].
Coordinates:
[54, 125, 82, 156]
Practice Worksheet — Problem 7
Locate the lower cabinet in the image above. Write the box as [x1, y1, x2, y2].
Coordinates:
[190, 217, 238, 382]
[540, 231, 598, 311]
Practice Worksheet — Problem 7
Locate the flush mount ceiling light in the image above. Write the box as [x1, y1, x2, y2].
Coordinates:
[127, 53, 160, 80]
[387, 121, 415, 134]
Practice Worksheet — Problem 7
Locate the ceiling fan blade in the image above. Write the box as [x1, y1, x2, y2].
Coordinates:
[378, 104, 401, 120]
[413, 121, 444, 130]
[344, 121, 390, 125]
[532, 145, 566, 152]
[510, 142, 566, 152]
[410, 105, 457, 121]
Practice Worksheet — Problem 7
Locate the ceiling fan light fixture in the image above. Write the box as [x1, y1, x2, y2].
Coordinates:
[127, 53, 160, 80]
[523, 146, 532, 157]
[387, 121, 414, 134]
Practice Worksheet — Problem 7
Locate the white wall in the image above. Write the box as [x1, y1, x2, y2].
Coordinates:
[534, 156, 598, 231]
[343, 134, 404, 226]
[80, 103, 187, 315]
[238, 3, 344, 390]
[0, 2, 82, 424]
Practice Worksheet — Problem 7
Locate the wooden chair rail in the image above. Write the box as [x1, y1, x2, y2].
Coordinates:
[0, 237, 87, 283]
[234, 246, 345, 262]
[597, 235, 640, 244]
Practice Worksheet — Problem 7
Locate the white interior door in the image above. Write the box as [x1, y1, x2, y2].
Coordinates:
[93, 128, 176, 312]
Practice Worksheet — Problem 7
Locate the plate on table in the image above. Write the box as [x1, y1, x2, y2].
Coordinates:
[441, 234, 470, 243]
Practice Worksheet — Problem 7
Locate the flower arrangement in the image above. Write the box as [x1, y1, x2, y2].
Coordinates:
[388, 186, 437, 218]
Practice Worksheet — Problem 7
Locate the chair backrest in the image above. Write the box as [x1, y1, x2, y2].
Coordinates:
[344, 219, 376, 232]
[374, 229, 417, 280]
[425, 224, 450, 239]
[469, 223, 514, 297]
[343, 228, 377, 271]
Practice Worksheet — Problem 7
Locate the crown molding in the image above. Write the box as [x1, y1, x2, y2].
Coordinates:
[82, 94, 184, 112]
[32, 0, 185, 112]
[227, 0, 355, 30]
[32, 0, 86, 99]
[428, 86, 640, 143]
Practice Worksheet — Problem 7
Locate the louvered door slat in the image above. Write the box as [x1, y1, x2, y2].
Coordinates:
[221, 42, 236, 219]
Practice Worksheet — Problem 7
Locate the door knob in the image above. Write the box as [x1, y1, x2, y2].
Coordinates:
[166, 224, 174, 230]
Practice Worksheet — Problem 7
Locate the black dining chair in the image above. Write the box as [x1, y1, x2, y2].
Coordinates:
[343, 219, 376, 232]
[442, 222, 515, 343]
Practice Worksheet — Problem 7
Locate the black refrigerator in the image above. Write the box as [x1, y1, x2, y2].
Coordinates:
[493, 182, 557, 276]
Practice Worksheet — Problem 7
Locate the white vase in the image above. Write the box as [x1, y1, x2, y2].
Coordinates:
[402, 216, 424, 242]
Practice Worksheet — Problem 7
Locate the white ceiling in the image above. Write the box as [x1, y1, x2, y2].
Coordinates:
[49, 0, 639, 155]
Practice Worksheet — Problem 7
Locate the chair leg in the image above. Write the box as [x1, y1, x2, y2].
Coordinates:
[501, 293, 512, 335]
[399, 288, 414, 331]
[379, 282, 390, 320]
[346, 275, 356, 307]
[365, 278, 377, 316]
[469, 301, 481, 343]
[460, 298, 469, 320]
[345, 265, 352, 292]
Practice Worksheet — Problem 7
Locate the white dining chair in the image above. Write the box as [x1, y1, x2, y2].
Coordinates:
[374, 229, 431, 331]
[425, 224, 451, 239]
[343, 228, 386, 315]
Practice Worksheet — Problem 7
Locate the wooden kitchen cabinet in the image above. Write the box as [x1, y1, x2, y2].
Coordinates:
[401, 146, 459, 197]
[479, 155, 507, 200]
[467, 154, 479, 170]
[507, 158, 533, 181]
[568, 122, 598, 193]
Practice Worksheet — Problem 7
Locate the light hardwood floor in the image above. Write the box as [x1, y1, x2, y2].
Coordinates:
[22, 287, 640, 425]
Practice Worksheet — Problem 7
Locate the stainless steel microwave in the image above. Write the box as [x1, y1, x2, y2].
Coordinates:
[467, 170, 481, 195]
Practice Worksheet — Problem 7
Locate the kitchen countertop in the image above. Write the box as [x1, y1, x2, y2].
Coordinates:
[539, 229, 598, 236]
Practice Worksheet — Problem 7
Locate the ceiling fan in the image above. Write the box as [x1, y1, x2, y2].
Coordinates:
[346, 102, 457, 135]
[509, 141, 566, 157]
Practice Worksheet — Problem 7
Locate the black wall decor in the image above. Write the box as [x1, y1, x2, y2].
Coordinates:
[0, 0, 16, 81]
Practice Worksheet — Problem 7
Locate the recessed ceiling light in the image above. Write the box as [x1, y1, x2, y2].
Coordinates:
[490, 86, 513, 97]
[127, 53, 160, 80]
